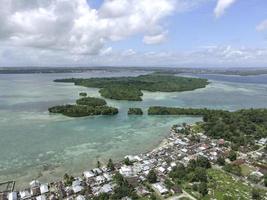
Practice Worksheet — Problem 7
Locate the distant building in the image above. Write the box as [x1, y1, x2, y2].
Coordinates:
[152, 183, 168, 195]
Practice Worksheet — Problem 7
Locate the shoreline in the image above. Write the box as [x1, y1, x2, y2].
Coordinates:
[3, 124, 176, 190]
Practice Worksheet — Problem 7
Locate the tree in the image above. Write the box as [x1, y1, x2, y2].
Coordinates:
[124, 157, 133, 166]
[107, 158, 115, 171]
[93, 193, 109, 200]
[228, 150, 237, 161]
[63, 173, 74, 186]
[196, 156, 211, 168]
[198, 182, 208, 196]
[187, 159, 197, 171]
[97, 160, 101, 168]
[264, 173, 267, 187]
[217, 156, 225, 166]
[147, 170, 157, 183]
[113, 172, 125, 186]
[192, 167, 208, 183]
[251, 188, 261, 200]
[164, 179, 174, 190]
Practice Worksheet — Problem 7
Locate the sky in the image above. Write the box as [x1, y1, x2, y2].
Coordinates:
[0, 0, 267, 68]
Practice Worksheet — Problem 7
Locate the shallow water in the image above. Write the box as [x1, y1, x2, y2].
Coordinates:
[1, 71, 267, 188]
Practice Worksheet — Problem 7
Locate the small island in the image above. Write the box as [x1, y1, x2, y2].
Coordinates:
[148, 106, 267, 149]
[79, 92, 87, 97]
[54, 73, 209, 101]
[128, 108, 143, 115]
[49, 96, 118, 117]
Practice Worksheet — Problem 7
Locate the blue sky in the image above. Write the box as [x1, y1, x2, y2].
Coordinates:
[0, 0, 267, 67]
[103, 0, 267, 52]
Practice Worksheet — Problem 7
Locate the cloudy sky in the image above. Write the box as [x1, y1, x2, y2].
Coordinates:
[0, 0, 267, 67]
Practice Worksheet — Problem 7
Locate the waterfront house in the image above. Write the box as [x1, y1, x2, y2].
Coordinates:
[40, 184, 49, 194]
[19, 190, 31, 199]
[31, 187, 41, 196]
[30, 180, 41, 188]
[92, 168, 102, 175]
[83, 171, 95, 179]
[8, 192, 17, 200]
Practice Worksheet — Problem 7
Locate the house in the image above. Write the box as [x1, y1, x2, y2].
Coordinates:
[125, 177, 139, 187]
[99, 184, 113, 194]
[40, 184, 49, 194]
[135, 186, 150, 197]
[250, 171, 264, 179]
[152, 183, 168, 195]
[72, 185, 84, 194]
[92, 168, 102, 175]
[76, 195, 86, 200]
[19, 190, 31, 199]
[94, 175, 106, 185]
[0, 192, 7, 200]
[119, 165, 135, 177]
[103, 173, 112, 182]
[36, 195, 46, 200]
[8, 192, 17, 200]
[83, 171, 95, 179]
[30, 180, 41, 188]
[157, 166, 166, 174]
[31, 187, 41, 196]
[171, 186, 182, 194]
[258, 138, 267, 145]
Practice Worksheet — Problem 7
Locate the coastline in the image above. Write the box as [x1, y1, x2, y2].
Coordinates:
[4, 124, 175, 190]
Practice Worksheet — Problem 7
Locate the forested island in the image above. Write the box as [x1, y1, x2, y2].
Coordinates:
[49, 97, 118, 117]
[54, 73, 209, 101]
[128, 108, 143, 115]
[148, 106, 267, 148]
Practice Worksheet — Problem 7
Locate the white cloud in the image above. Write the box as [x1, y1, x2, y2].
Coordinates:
[143, 32, 167, 44]
[122, 49, 136, 56]
[214, 0, 236, 18]
[0, 0, 178, 56]
[256, 19, 267, 32]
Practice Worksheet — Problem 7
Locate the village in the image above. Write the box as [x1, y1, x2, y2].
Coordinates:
[0, 124, 266, 200]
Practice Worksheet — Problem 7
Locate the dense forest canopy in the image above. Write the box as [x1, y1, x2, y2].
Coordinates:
[148, 106, 267, 147]
[128, 108, 143, 115]
[49, 96, 118, 117]
[49, 105, 118, 117]
[76, 97, 107, 107]
[54, 74, 209, 101]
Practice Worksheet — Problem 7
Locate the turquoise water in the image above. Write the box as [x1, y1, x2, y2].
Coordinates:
[1, 71, 267, 188]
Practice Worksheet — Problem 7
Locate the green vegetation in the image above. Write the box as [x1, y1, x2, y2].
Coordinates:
[203, 169, 262, 200]
[223, 163, 242, 176]
[128, 108, 143, 115]
[147, 170, 157, 183]
[148, 106, 267, 148]
[228, 150, 237, 161]
[49, 96, 118, 117]
[79, 92, 87, 97]
[63, 173, 75, 186]
[49, 104, 118, 117]
[111, 172, 138, 200]
[55, 73, 209, 101]
[76, 97, 107, 107]
[216, 156, 225, 166]
[124, 157, 134, 166]
[107, 159, 115, 171]
[169, 156, 211, 198]
[100, 85, 143, 101]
